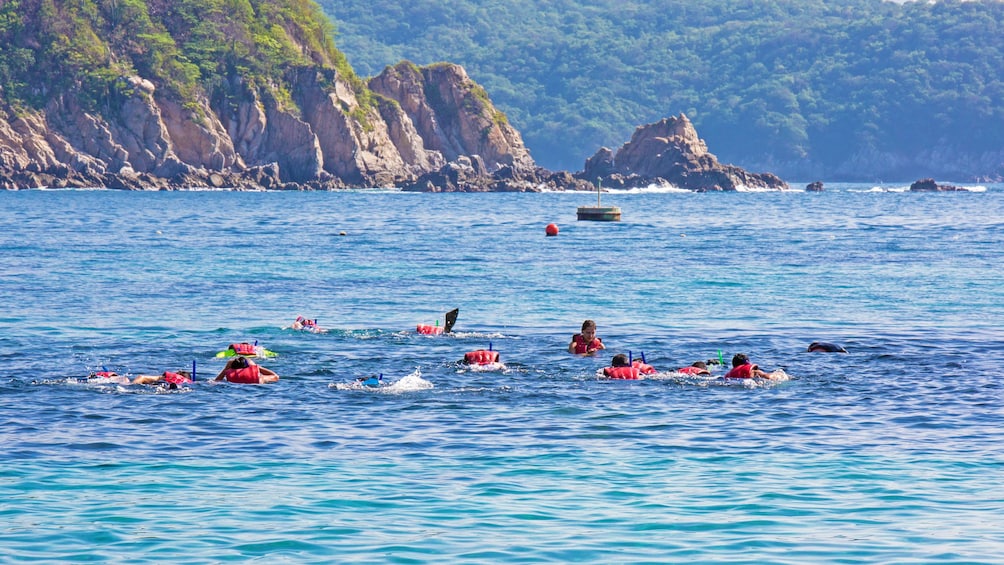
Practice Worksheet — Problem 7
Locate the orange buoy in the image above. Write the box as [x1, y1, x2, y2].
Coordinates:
[545, 223, 559, 236]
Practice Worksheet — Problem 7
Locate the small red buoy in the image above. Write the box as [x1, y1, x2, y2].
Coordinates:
[545, 223, 559, 237]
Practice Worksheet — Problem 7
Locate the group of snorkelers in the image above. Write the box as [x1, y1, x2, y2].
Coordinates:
[84, 315, 846, 388]
[571, 319, 847, 381]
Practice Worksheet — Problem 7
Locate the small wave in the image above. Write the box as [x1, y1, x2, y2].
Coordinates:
[845, 184, 986, 193]
[610, 183, 691, 194]
[734, 184, 785, 193]
[329, 368, 433, 393]
[604, 369, 792, 388]
[281, 325, 329, 334]
[458, 362, 507, 373]
[447, 331, 509, 339]
[448, 384, 516, 394]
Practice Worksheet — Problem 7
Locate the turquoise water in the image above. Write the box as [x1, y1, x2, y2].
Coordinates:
[2, 185, 1003, 563]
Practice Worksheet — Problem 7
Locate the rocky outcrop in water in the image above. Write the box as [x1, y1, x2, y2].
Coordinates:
[578, 114, 788, 191]
[909, 178, 968, 192]
[399, 156, 592, 192]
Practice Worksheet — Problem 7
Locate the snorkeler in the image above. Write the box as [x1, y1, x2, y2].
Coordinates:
[723, 353, 777, 379]
[215, 356, 279, 384]
[569, 319, 605, 355]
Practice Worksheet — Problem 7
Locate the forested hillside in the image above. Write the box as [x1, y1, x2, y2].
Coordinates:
[320, 0, 1004, 181]
[0, 0, 359, 114]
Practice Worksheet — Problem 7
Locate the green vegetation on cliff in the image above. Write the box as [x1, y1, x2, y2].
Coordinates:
[0, 0, 360, 113]
[320, 0, 1004, 179]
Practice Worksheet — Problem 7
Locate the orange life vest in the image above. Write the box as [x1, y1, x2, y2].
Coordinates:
[230, 343, 257, 356]
[162, 371, 192, 385]
[724, 363, 757, 379]
[464, 350, 500, 365]
[572, 334, 602, 354]
[223, 364, 261, 384]
[603, 366, 641, 380]
[632, 360, 657, 374]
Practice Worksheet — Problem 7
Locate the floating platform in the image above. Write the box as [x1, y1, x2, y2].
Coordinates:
[577, 206, 622, 221]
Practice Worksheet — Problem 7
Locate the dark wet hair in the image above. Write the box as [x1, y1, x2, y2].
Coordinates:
[731, 353, 750, 367]
[611, 353, 630, 367]
[691, 361, 707, 369]
[230, 356, 250, 369]
[808, 341, 847, 353]
[581, 319, 597, 331]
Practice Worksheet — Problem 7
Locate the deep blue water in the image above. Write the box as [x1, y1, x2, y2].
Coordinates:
[2, 184, 1003, 563]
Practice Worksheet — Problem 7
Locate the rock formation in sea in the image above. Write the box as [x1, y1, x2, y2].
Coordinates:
[806, 181, 825, 192]
[577, 114, 788, 191]
[908, 178, 968, 192]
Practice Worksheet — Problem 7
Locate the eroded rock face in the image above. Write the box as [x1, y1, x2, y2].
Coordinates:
[369, 62, 535, 174]
[579, 114, 788, 191]
[0, 61, 537, 191]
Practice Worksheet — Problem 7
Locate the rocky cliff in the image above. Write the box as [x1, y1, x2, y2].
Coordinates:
[0, 60, 539, 191]
[0, 0, 544, 190]
[578, 114, 788, 191]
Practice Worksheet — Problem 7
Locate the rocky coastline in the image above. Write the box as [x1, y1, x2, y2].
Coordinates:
[1, 54, 794, 194]
[26, 68, 983, 194]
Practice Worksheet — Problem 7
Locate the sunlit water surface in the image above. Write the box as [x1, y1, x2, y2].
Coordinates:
[1, 184, 1003, 563]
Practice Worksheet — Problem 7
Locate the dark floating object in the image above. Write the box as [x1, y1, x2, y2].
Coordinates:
[807, 341, 847, 353]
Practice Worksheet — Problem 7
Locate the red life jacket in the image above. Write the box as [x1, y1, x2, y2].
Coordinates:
[724, 363, 758, 379]
[464, 350, 500, 365]
[416, 324, 443, 335]
[632, 360, 657, 374]
[230, 343, 257, 356]
[162, 371, 192, 385]
[572, 334, 602, 354]
[603, 366, 641, 380]
[223, 365, 261, 384]
[676, 366, 710, 375]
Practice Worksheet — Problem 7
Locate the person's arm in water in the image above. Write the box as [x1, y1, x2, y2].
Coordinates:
[567, 334, 580, 353]
[214, 365, 231, 381]
[132, 374, 163, 385]
[258, 366, 279, 383]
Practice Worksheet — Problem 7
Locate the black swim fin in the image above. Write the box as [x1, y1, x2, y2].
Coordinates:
[443, 308, 459, 333]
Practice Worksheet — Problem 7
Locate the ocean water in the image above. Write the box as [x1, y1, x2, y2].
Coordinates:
[1, 184, 1003, 563]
